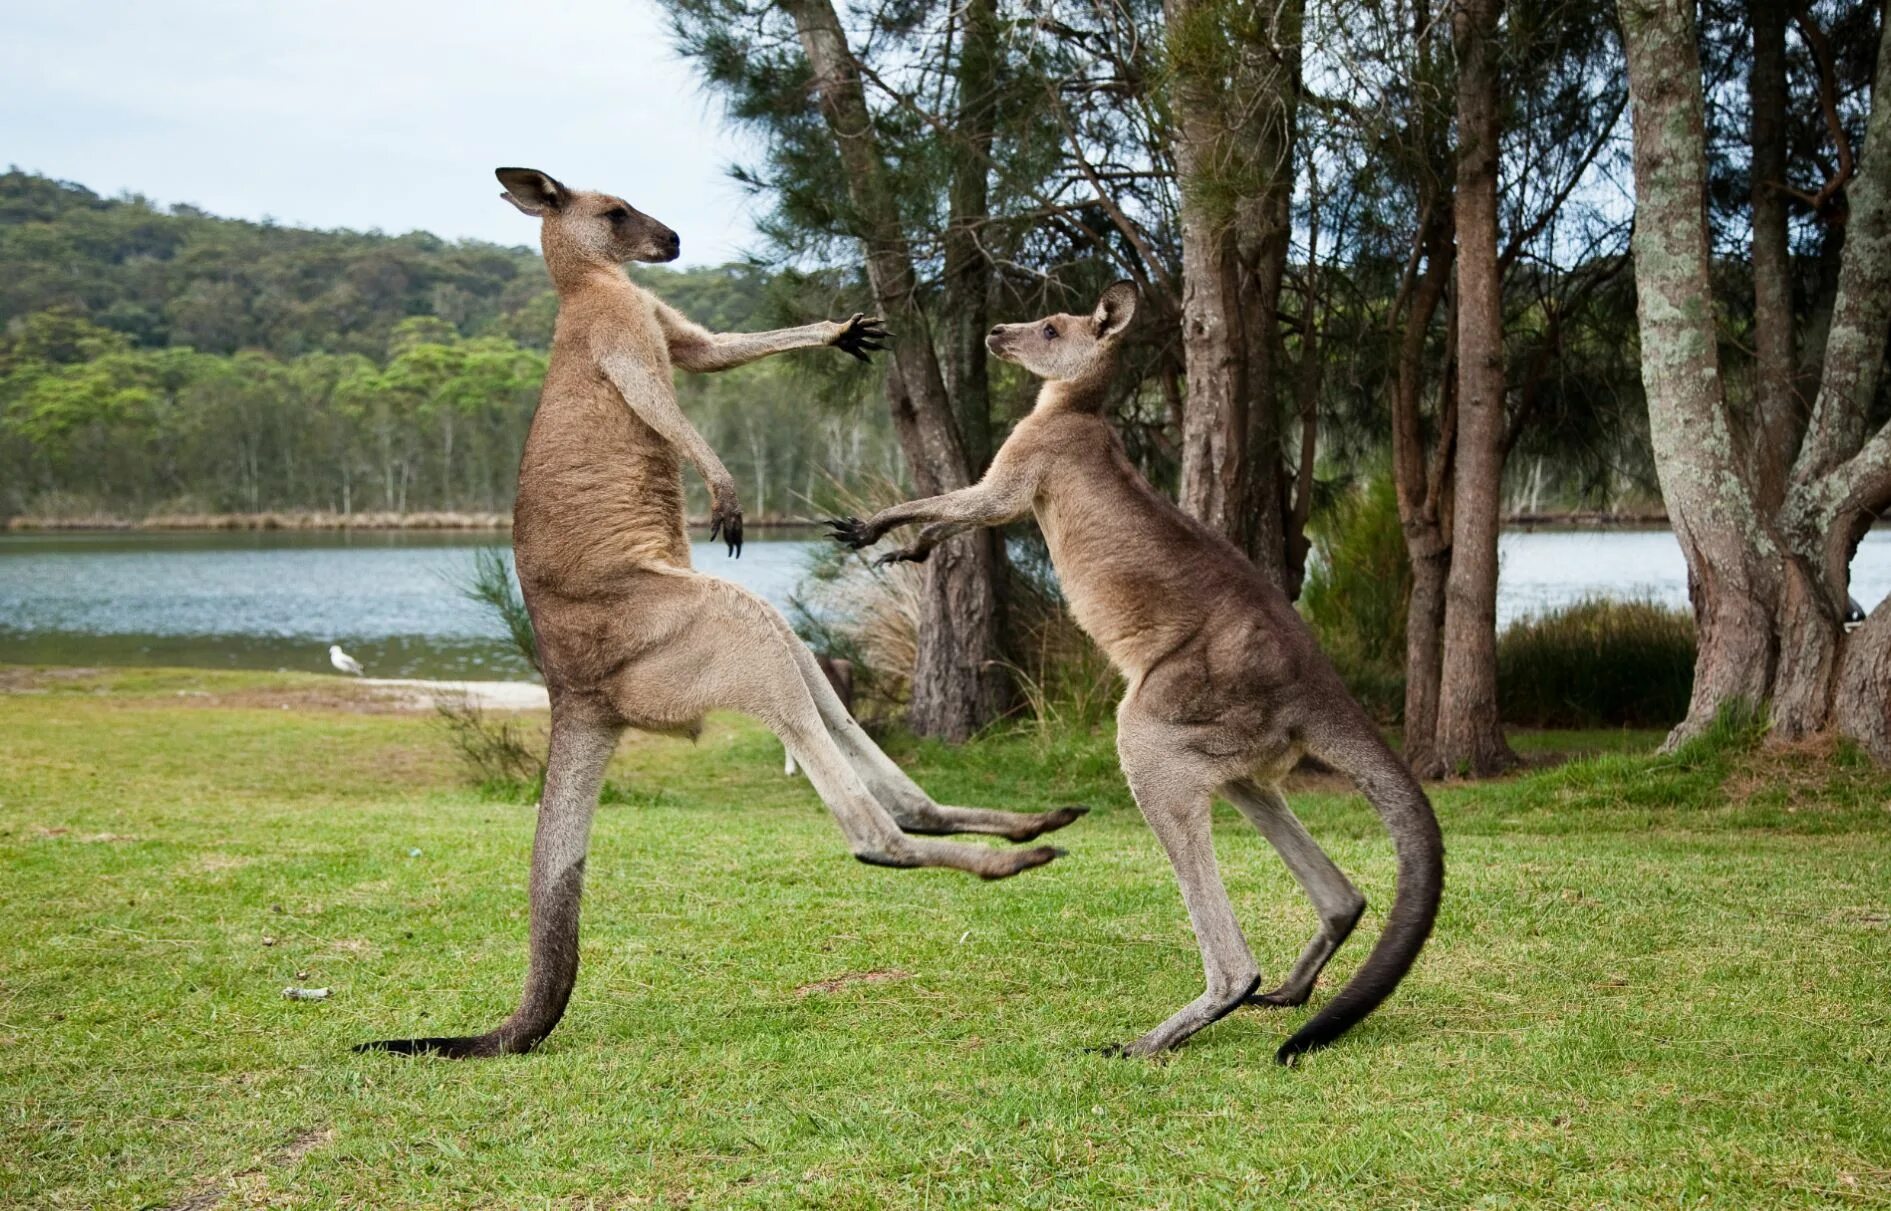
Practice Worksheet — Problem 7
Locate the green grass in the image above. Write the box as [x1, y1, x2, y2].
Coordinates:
[3, 668, 1889, 1209]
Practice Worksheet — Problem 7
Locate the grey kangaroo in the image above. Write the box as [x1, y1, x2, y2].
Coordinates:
[830, 282, 1444, 1062]
[356, 169, 1083, 1059]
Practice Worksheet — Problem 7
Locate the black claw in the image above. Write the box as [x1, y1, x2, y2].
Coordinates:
[825, 516, 874, 550]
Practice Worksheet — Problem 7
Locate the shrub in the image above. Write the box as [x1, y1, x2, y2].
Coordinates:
[1496, 597, 1696, 728]
[461, 545, 539, 674]
[436, 694, 544, 801]
[1297, 474, 1410, 721]
[790, 475, 1118, 734]
[439, 545, 549, 799]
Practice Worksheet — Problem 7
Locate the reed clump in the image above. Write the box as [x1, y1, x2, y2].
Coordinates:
[1497, 597, 1696, 728]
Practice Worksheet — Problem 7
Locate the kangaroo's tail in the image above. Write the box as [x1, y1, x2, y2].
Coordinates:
[1277, 724, 1444, 1064]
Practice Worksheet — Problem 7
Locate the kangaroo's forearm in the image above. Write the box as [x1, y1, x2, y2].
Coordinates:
[599, 351, 734, 490]
[669, 322, 836, 373]
[868, 487, 1017, 537]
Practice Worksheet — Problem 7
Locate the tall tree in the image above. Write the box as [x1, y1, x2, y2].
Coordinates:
[780, 0, 1011, 740]
[1619, 0, 1891, 759]
[1747, 0, 1797, 515]
[1166, 0, 1252, 548]
[943, 0, 999, 472]
[1433, 0, 1519, 775]
[1163, 0, 1311, 589]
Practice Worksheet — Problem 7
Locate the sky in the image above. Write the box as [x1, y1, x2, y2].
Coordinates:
[1, 0, 763, 265]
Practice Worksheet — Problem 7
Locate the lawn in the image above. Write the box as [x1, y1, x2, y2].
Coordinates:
[3, 667, 1889, 1209]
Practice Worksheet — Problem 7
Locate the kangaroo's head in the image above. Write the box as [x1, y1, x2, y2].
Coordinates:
[986, 281, 1137, 385]
[496, 167, 681, 274]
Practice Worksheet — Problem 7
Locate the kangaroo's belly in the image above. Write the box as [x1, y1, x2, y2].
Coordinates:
[514, 353, 691, 598]
[1037, 498, 1198, 679]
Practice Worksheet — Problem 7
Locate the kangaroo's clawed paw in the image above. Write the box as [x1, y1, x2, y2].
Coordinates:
[709, 506, 744, 557]
[1006, 804, 1088, 841]
[825, 516, 876, 550]
[832, 313, 893, 363]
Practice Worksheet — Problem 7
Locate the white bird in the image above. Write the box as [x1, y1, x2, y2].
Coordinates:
[328, 644, 364, 676]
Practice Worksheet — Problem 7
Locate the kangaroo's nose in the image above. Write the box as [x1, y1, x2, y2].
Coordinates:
[988, 325, 1003, 336]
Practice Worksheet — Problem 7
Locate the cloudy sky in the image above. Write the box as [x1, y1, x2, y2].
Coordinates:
[1, 0, 762, 265]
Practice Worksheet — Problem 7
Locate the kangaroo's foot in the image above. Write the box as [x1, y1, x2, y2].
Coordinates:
[853, 837, 1065, 880]
[892, 802, 1089, 842]
[1104, 974, 1262, 1058]
[1243, 899, 1366, 1008]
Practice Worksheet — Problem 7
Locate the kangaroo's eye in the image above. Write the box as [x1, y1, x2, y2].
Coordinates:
[1042, 324, 1058, 340]
[605, 207, 630, 222]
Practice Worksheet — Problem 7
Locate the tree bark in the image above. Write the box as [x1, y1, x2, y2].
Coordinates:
[1619, 0, 1784, 748]
[1835, 598, 1891, 762]
[1771, 6, 1891, 744]
[787, 0, 1008, 739]
[1167, 0, 1249, 545]
[1434, 0, 1518, 776]
[1393, 209, 1456, 773]
[1234, 0, 1304, 588]
[944, 0, 997, 472]
[1748, 0, 1799, 514]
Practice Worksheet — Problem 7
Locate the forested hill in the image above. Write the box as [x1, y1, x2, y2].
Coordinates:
[0, 169, 772, 357]
[0, 170, 891, 523]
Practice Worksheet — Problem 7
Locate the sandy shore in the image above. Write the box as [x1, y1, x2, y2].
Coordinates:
[359, 678, 549, 711]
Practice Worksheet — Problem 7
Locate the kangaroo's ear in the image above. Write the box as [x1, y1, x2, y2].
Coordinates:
[496, 168, 571, 217]
[1093, 280, 1138, 340]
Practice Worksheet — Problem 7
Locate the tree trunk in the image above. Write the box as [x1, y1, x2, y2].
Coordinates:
[1619, 0, 1783, 748]
[1166, 0, 1249, 545]
[1835, 599, 1891, 762]
[1392, 204, 1456, 772]
[1771, 6, 1891, 744]
[1748, 0, 1799, 514]
[1234, 0, 1304, 588]
[1434, 0, 1517, 776]
[786, 0, 1008, 739]
[943, 0, 997, 472]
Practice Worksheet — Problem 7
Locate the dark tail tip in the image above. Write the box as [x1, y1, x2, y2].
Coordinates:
[353, 1034, 503, 1059]
[1272, 751, 1446, 1064]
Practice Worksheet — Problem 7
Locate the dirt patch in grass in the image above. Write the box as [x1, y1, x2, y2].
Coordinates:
[160, 1128, 334, 1211]
[1727, 734, 1882, 813]
[0, 666, 103, 693]
[794, 969, 914, 997]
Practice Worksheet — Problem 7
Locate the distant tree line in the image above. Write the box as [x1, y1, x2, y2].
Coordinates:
[0, 170, 898, 521]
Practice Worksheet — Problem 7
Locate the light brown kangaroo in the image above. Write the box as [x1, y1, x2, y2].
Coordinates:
[356, 168, 1083, 1059]
[830, 282, 1444, 1062]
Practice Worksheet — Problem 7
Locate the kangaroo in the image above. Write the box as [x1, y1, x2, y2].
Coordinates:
[356, 168, 1083, 1059]
[785, 656, 853, 776]
[829, 282, 1444, 1062]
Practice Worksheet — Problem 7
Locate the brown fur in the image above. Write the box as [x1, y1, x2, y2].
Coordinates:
[834, 282, 1445, 1062]
[356, 169, 1084, 1060]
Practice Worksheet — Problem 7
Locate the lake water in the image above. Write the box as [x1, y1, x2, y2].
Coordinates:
[2, 527, 1888, 680]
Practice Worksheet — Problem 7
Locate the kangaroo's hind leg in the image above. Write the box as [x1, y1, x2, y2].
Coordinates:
[1223, 779, 1366, 1008]
[760, 608, 1086, 842]
[358, 708, 623, 1057]
[633, 578, 1063, 880]
[1110, 717, 1261, 1056]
